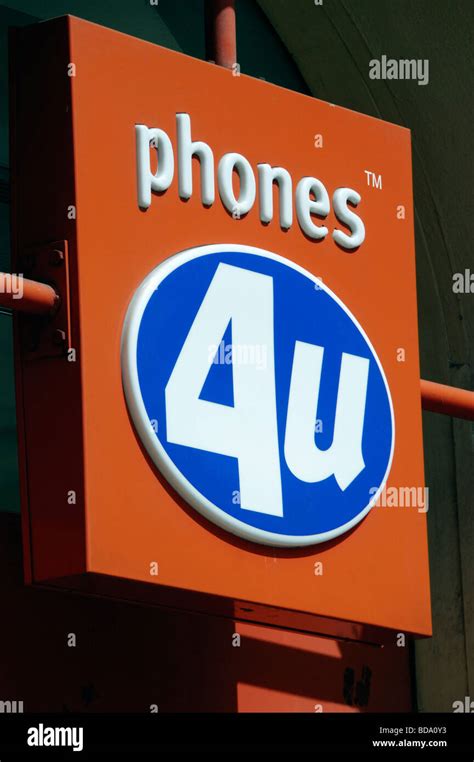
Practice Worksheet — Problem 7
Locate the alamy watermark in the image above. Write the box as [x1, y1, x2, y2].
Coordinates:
[0, 272, 23, 300]
[452, 269, 473, 293]
[0, 699, 23, 713]
[453, 697, 474, 712]
[208, 340, 268, 371]
[369, 486, 429, 513]
[369, 55, 429, 86]
[27, 723, 83, 752]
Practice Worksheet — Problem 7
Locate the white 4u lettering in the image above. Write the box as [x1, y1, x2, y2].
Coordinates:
[165, 263, 369, 517]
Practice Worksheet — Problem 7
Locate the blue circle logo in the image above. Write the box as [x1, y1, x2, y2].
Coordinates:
[122, 244, 394, 547]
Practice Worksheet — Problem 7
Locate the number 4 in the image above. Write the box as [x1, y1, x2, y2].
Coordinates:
[166, 263, 283, 516]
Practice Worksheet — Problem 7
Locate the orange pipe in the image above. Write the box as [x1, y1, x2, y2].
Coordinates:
[421, 379, 474, 421]
[0, 273, 59, 315]
[207, 0, 237, 69]
[1, 275, 473, 420]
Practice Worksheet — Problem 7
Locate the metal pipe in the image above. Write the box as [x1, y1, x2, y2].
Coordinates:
[421, 379, 474, 421]
[0, 273, 59, 315]
[2, 277, 473, 420]
[206, 0, 237, 69]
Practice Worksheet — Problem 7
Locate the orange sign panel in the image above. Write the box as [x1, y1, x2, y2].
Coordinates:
[11, 16, 431, 643]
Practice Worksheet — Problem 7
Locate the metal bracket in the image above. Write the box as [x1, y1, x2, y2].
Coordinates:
[18, 240, 71, 358]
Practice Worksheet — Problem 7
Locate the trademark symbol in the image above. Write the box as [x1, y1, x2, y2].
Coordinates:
[364, 170, 383, 189]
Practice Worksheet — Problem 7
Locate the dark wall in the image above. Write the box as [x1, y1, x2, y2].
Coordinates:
[257, 0, 474, 710]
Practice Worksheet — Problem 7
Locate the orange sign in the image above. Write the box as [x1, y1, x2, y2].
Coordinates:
[11, 16, 431, 642]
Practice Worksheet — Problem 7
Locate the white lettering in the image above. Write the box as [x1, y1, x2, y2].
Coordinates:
[218, 152, 256, 216]
[284, 341, 369, 490]
[136, 114, 365, 251]
[135, 124, 174, 209]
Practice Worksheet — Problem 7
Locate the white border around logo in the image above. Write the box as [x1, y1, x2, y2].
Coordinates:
[121, 244, 395, 547]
